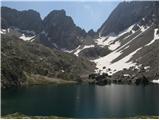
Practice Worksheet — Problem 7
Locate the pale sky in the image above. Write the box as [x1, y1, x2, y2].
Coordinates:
[1, 1, 120, 32]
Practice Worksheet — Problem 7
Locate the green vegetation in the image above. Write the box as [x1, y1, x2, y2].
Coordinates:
[129, 115, 159, 119]
[2, 113, 158, 119]
[2, 112, 68, 119]
[1, 35, 95, 88]
[25, 73, 78, 85]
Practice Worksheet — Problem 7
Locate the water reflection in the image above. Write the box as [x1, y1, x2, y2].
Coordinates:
[1, 84, 159, 118]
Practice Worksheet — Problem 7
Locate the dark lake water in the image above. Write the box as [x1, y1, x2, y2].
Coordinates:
[1, 84, 159, 118]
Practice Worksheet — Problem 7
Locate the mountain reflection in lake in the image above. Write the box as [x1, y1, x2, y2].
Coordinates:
[1, 84, 159, 118]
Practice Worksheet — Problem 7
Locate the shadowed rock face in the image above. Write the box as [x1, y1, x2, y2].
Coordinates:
[98, 1, 159, 36]
[1, 7, 87, 50]
[1, 7, 43, 33]
[43, 10, 86, 50]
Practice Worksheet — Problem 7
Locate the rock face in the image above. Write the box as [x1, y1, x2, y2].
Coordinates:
[43, 10, 86, 50]
[87, 29, 97, 37]
[98, 1, 159, 36]
[1, 7, 43, 33]
[78, 46, 111, 59]
[1, 7, 87, 50]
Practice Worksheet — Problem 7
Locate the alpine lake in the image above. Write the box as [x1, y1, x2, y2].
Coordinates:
[1, 83, 159, 119]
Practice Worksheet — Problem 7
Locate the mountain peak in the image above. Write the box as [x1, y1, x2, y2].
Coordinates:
[49, 9, 66, 16]
[42, 9, 85, 50]
[1, 6, 43, 33]
[98, 1, 159, 36]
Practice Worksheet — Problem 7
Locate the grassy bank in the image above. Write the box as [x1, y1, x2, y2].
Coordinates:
[2, 112, 68, 119]
[25, 73, 78, 85]
[129, 115, 159, 119]
[2, 113, 158, 119]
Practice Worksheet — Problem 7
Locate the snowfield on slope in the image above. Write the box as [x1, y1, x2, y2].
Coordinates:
[94, 47, 142, 75]
[93, 25, 151, 75]
[108, 41, 121, 51]
[95, 24, 135, 47]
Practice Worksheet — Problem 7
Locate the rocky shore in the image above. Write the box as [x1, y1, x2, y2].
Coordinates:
[88, 65, 159, 85]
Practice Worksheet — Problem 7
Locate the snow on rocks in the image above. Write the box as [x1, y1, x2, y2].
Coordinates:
[108, 41, 121, 51]
[151, 79, 159, 84]
[0, 29, 7, 34]
[142, 17, 145, 21]
[145, 28, 159, 46]
[95, 24, 135, 47]
[93, 25, 150, 75]
[61, 48, 74, 53]
[123, 74, 131, 77]
[19, 34, 35, 41]
[61, 70, 65, 73]
[74, 45, 95, 56]
[137, 24, 150, 32]
[52, 43, 58, 48]
[118, 25, 150, 51]
[7, 28, 10, 33]
[94, 47, 142, 75]
[95, 36, 107, 47]
[144, 66, 150, 70]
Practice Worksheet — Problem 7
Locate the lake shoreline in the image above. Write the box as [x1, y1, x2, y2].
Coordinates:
[2, 112, 159, 119]
[2, 79, 158, 90]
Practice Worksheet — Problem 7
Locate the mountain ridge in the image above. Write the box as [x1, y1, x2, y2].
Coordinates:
[1, 1, 159, 88]
[98, 1, 159, 36]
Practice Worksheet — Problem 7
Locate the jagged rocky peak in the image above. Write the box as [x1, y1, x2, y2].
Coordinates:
[1, 7, 87, 50]
[43, 9, 86, 50]
[48, 9, 66, 16]
[87, 29, 97, 37]
[98, 1, 159, 36]
[43, 9, 76, 30]
[1, 6, 43, 33]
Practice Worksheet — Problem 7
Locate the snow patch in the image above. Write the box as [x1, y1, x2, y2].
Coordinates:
[119, 26, 150, 50]
[123, 46, 129, 50]
[108, 41, 121, 51]
[137, 25, 150, 32]
[95, 36, 107, 47]
[0, 29, 6, 34]
[144, 66, 150, 70]
[61, 48, 74, 53]
[145, 28, 159, 46]
[96, 24, 135, 47]
[142, 17, 145, 21]
[19, 34, 35, 41]
[74, 45, 95, 56]
[61, 70, 65, 73]
[52, 43, 58, 48]
[94, 47, 142, 75]
[123, 74, 130, 77]
[7, 28, 10, 33]
[151, 79, 159, 84]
